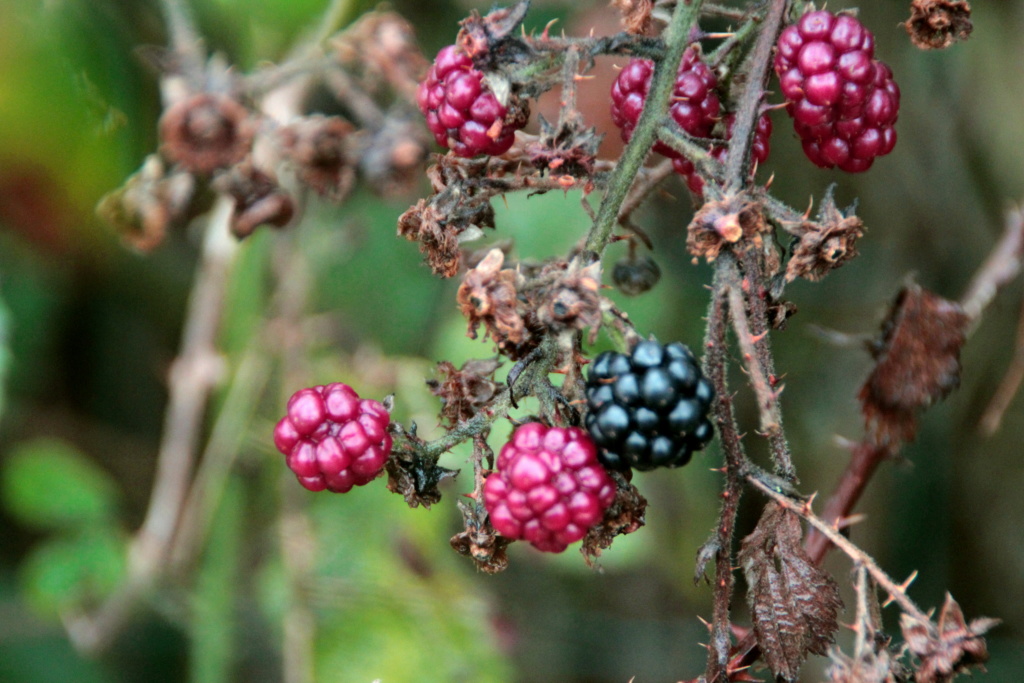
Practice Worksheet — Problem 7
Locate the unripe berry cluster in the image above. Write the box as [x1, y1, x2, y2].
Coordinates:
[483, 423, 616, 553]
[273, 383, 392, 493]
[417, 45, 525, 158]
[610, 48, 772, 195]
[774, 10, 900, 172]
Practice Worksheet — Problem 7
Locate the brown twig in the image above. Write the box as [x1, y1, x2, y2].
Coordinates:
[959, 206, 1024, 324]
[980, 294, 1024, 435]
[64, 195, 238, 654]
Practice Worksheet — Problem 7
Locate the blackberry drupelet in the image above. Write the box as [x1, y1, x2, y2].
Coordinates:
[585, 340, 715, 471]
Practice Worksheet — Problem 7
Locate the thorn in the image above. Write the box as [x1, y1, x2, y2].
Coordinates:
[573, 73, 596, 81]
[835, 513, 867, 530]
[803, 196, 814, 219]
[540, 18, 559, 40]
[697, 615, 712, 630]
[750, 331, 768, 344]
[882, 570, 919, 607]
[765, 172, 775, 189]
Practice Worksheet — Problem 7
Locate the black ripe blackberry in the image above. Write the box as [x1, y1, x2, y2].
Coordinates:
[584, 340, 715, 471]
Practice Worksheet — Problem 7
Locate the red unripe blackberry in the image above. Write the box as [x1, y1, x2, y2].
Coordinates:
[671, 112, 773, 196]
[273, 383, 392, 493]
[610, 47, 721, 160]
[585, 341, 715, 471]
[483, 423, 616, 553]
[774, 10, 899, 172]
[417, 45, 526, 158]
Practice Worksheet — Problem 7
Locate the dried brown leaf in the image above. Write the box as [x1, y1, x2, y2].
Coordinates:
[738, 502, 843, 682]
[859, 284, 969, 444]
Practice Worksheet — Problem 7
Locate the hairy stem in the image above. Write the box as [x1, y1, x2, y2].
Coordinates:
[585, 0, 705, 254]
[723, 0, 788, 190]
[702, 263, 748, 681]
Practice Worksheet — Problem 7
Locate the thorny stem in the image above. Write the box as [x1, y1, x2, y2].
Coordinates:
[738, 247, 795, 480]
[584, 0, 705, 255]
[616, 158, 675, 228]
[706, 7, 761, 67]
[657, 123, 722, 183]
[723, 0, 788, 190]
[702, 263, 748, 682]
[748, 475, 935, 628]
[726, 269, 784, 448]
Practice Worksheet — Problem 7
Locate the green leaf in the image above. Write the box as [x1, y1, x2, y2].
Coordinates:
[2, 438, 119, 530]
[19, 527, 126, 617]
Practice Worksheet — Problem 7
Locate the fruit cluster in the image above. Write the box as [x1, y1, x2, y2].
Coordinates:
[417, 45, 525, 158]
[483, 423, 616, 553]
[774, 10, 900, 172]
[610, 47, 772, 195]
[585, 340, 715, 471]
[273, 383, 392, 493]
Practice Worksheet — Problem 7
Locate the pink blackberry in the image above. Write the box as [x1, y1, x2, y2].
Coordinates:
[273, 383, 392, 493]
[610, 46, 721, 160]
[774, 10, 900, 172]
[483, 423, 616, 553]
[671, 112, 773, 196]
[417, 45, 527, 158]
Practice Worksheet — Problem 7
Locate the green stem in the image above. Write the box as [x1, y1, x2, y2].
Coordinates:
[584, 0, 706, 255]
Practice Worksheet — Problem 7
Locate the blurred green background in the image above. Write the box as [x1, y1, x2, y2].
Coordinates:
[0, 0, 1022, 681]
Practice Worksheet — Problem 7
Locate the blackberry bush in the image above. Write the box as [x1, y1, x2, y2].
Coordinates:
[585, 340, 715, 472]
[482, 423, 616, 553]
[273, 383, 392, 493]
[774, 9, 900, 171]
[81, 1, 1006, 681]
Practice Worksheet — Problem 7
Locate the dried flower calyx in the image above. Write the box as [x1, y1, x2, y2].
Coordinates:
[903, 0, 973, 50]
[901, 594, 998, 683]
[159, 93, 254, 174]
[213, 161, 294, 238]
[96, 155, 194, 251]
[687, 191, 769, 263]
[427, 358, 502, 427]
[785, 187, 865, 282]
[450, 499, 511, 573]
[457, 249, 537, 358]
[278, 115, 355, 201]
[397, 157, 497, 277]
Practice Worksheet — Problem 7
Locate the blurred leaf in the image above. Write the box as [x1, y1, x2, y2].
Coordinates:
[2, 438, 119, 530]
[0, 286, 10, 419]
[19, 526, 126, 617]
